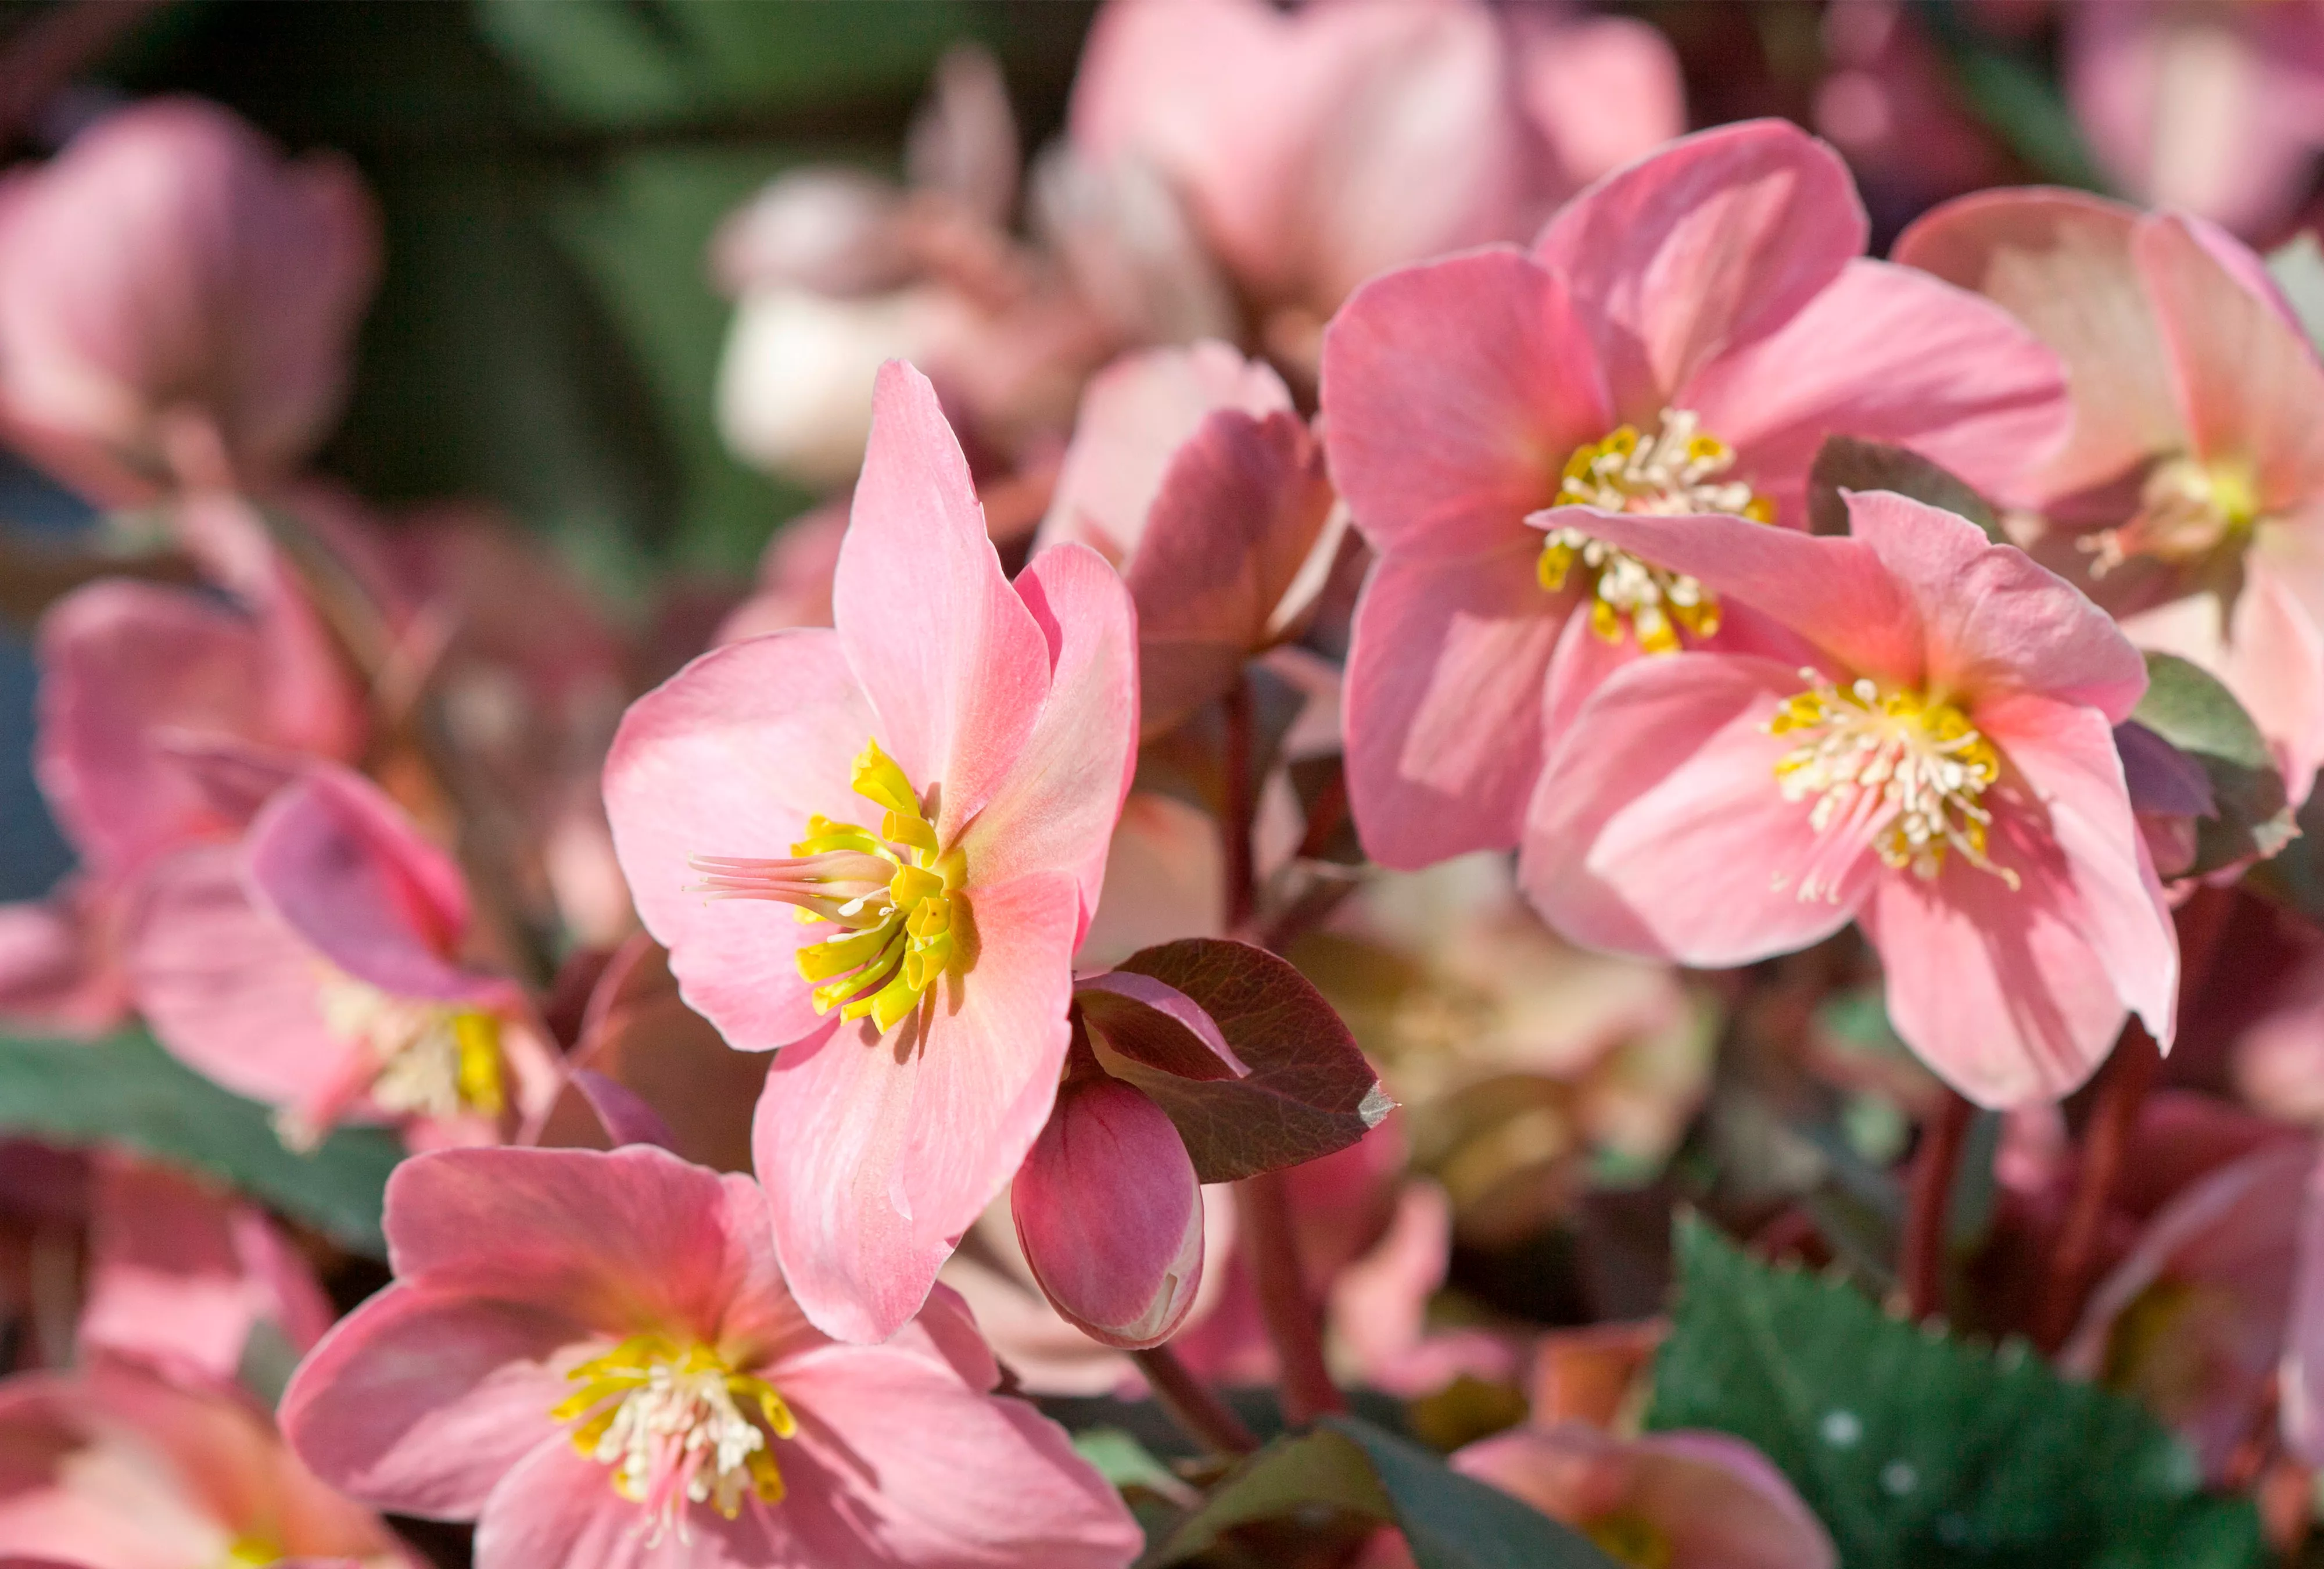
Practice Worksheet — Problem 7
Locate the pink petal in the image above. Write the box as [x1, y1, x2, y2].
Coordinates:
[1342, 546, 1565, 868]
[2136, 213, 2324, 517]
[1319, 246, 1610, 560]
[754, 872, 1081, 1344]
[1037, 341, 1292, 563]
[242, 765, 492, 1007]
[1013, 1076, 1203, 1348]
[279, 1285, 580, 1521]
[2283, 1152, 2324, 1465]
[471, 1430, 769, 1569]
[830, 361, 1050, 845]
[1522, 652, 1873, 966]
[1893, 188, 2182, 504]
[601, 629, 877, 1052]
[1846, 490, 2150, 721]
[1075, 792, 1225, 969]
[1532, 119, 1864, 417]
[1515, 15, 1686, 191]
[1685, 257, 2072, 519]
[765, 1341, 1141, 1568]
[1530, 504, 1925, 686]
[0, 880, 129, 1037]
[958, 544, 1138, 927]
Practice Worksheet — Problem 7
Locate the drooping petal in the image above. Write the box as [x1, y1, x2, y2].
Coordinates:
[2135, 213, 2324, 517]
[1342, 545, 1565, 868]
[830, 361, 1052, 843]
[754, 871, 1081, 1344]
[1685, 257, 2072, 518]
[1532, 119, 1864, 417]
[959, 544, 1138, 925]
[1319, 246, 1609, 560]
[1846, 490, 2150, 721]
[1522, 652, 1873, 966]
[601, 629, 877, 1052]
[1893, 188, 2182, 504]
[764, 1341, 1142, 1569]
[1036, 341, 1292, 563]
[1013, 1076, 1204, 1349]
[279, 1285, 580, 1522]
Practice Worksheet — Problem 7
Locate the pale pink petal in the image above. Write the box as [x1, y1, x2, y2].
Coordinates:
[0, 881, 129, 1036]
[2136, 213, 2324, 515]
[471, 1432, 745, 1569]
[279, 1287, 580, 1521]
[1847, 490, 2150, 721]
[602, 629, 877, 1052]
[958, 544, 1138, 925]
[1342, 545, 1564, 868]
[1893, 188, 2182, 504]
[1515, 15, 1686, 191]
[1013, 1076, 1203, 1349]
[1530, 504, 1924, 686]
[754, 872, 1080, 1344]
[1685, 257, 2071, 518]
[2122, 562, 2324, 808]
[1319, 246, 1611, 560]
[1532, 119, 1863, 417]
[830, 361, 1050, 844]
[766, 1342, 1141, 1568]
[1074, 793, 1224, 970]
[1522, 652, 1873, 966]
[1037, 342, 1291, 561]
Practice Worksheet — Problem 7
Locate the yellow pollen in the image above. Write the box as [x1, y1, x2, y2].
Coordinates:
[553, 1332, 797, 1539]
[305, 971, 505, 1135]
[1543, 409, 1774, 654]
[1587, 1510, 1676, 1569]
[691, 739, 964, 1033]
[216, 1539, 281, 1568]
[1768, 672, 2014, 897]
[2086, 453, 2261, 575]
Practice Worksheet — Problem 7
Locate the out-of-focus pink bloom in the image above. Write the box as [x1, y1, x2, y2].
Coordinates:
[2235, 948, 2324, 1127]
[1068, 0, 1684, 342]
[1813, 1, 2015, 220]
[715, 501, 849, 645]
[0, 883, 128, 1038]
[2065, 1138, 2314, 1479]
[1075, 791, 1225, 970]
[0, 1358, 410, 1568]
[279, 1145, 1139, 1568]
[128, 764, 557, 1149]
[0, 98, 378, 503]
[1525, 490, 2173, 1108]
[1899, 188, 2324, 803]
[2067, 1, 2324, 240]
[76, 1155, 332, 1390]
[1038, 342, 1340, 733]
[1322, 119, 2071, 870]
[604, 361, 1136, 1342]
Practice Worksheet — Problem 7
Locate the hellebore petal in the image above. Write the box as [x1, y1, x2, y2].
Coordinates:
[1013, 1075, 1204, 1348]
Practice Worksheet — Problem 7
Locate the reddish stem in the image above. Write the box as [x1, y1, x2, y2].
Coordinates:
[1131, 1345, 1259, 1458]
[1238, 1169, 1346, 1425]
[1899, 1088, 1975, 1321]
[1221, 676, 1257, 934]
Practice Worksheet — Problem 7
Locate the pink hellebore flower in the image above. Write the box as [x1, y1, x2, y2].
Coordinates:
[127, 763, 556, 1149]
[0, 1358, 411, 1569]
[1897, 189, 2324, 800]
[2067, 0, 2324, 240]
[1525, 490, 2176, 1108]
[1037, 341, 1340, 734]
[0, 98, 378, 502]
[279, 1145, 1141, 1568]
[1320, 118, 2072, 869]
[603, 361, 1136, 1343]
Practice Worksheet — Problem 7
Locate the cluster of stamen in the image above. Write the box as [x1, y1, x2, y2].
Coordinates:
[1587, 1511, 1675, 1569]
[285, 973, 504, 1147]
[2084, 453, 2260, 575]
[553, 1333, 795, 1539]
[691, 739, 962, 1033]
[1543, 409, 1774, 653]
[1768, 674, 2013, 895]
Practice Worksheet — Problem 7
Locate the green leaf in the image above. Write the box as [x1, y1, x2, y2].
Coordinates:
[1074, 1428, 1197, 1507]
[1145, 1417, 1616, 1569]
[1646, 1217, 2268, 1569]
[2129, 651, 2293, 873]
[0, 1029, 401, 1255]
[1807, 436, 1999, 540]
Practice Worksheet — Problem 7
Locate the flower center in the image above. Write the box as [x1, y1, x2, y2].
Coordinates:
[1542, 409, 1774, 654]
[215, 1539, 281, 1568]
[1587, 1510, 1675, 1569]
[292, 971, 504, 1144]
[692, 739, 964, 1033]
[2085, 453, 2260, 575]
[553, 1333, 797, 1539]
[2103, 1277, 2235, 1424]
[1768, 673, 2014, 896]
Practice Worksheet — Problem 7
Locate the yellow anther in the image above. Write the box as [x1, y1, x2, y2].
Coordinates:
[555, 1332, 796, 1528]
[451, 1011, 504, 1117]
[851, 739, 922, 817]
[1587, 1512, 1675, 1569]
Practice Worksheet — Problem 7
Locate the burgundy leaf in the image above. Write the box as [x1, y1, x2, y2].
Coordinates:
[1075, 968, 1250, 1081]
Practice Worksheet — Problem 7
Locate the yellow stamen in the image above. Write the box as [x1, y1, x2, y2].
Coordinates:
[555, 1332, 796, 1534]
[1587, 1511, 1676, 1569]
[2086, 453, 2262, 575]
[314, 972, 506, 1124]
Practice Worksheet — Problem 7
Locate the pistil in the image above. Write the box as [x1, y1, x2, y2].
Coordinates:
[2085, 453, 2260, 576]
